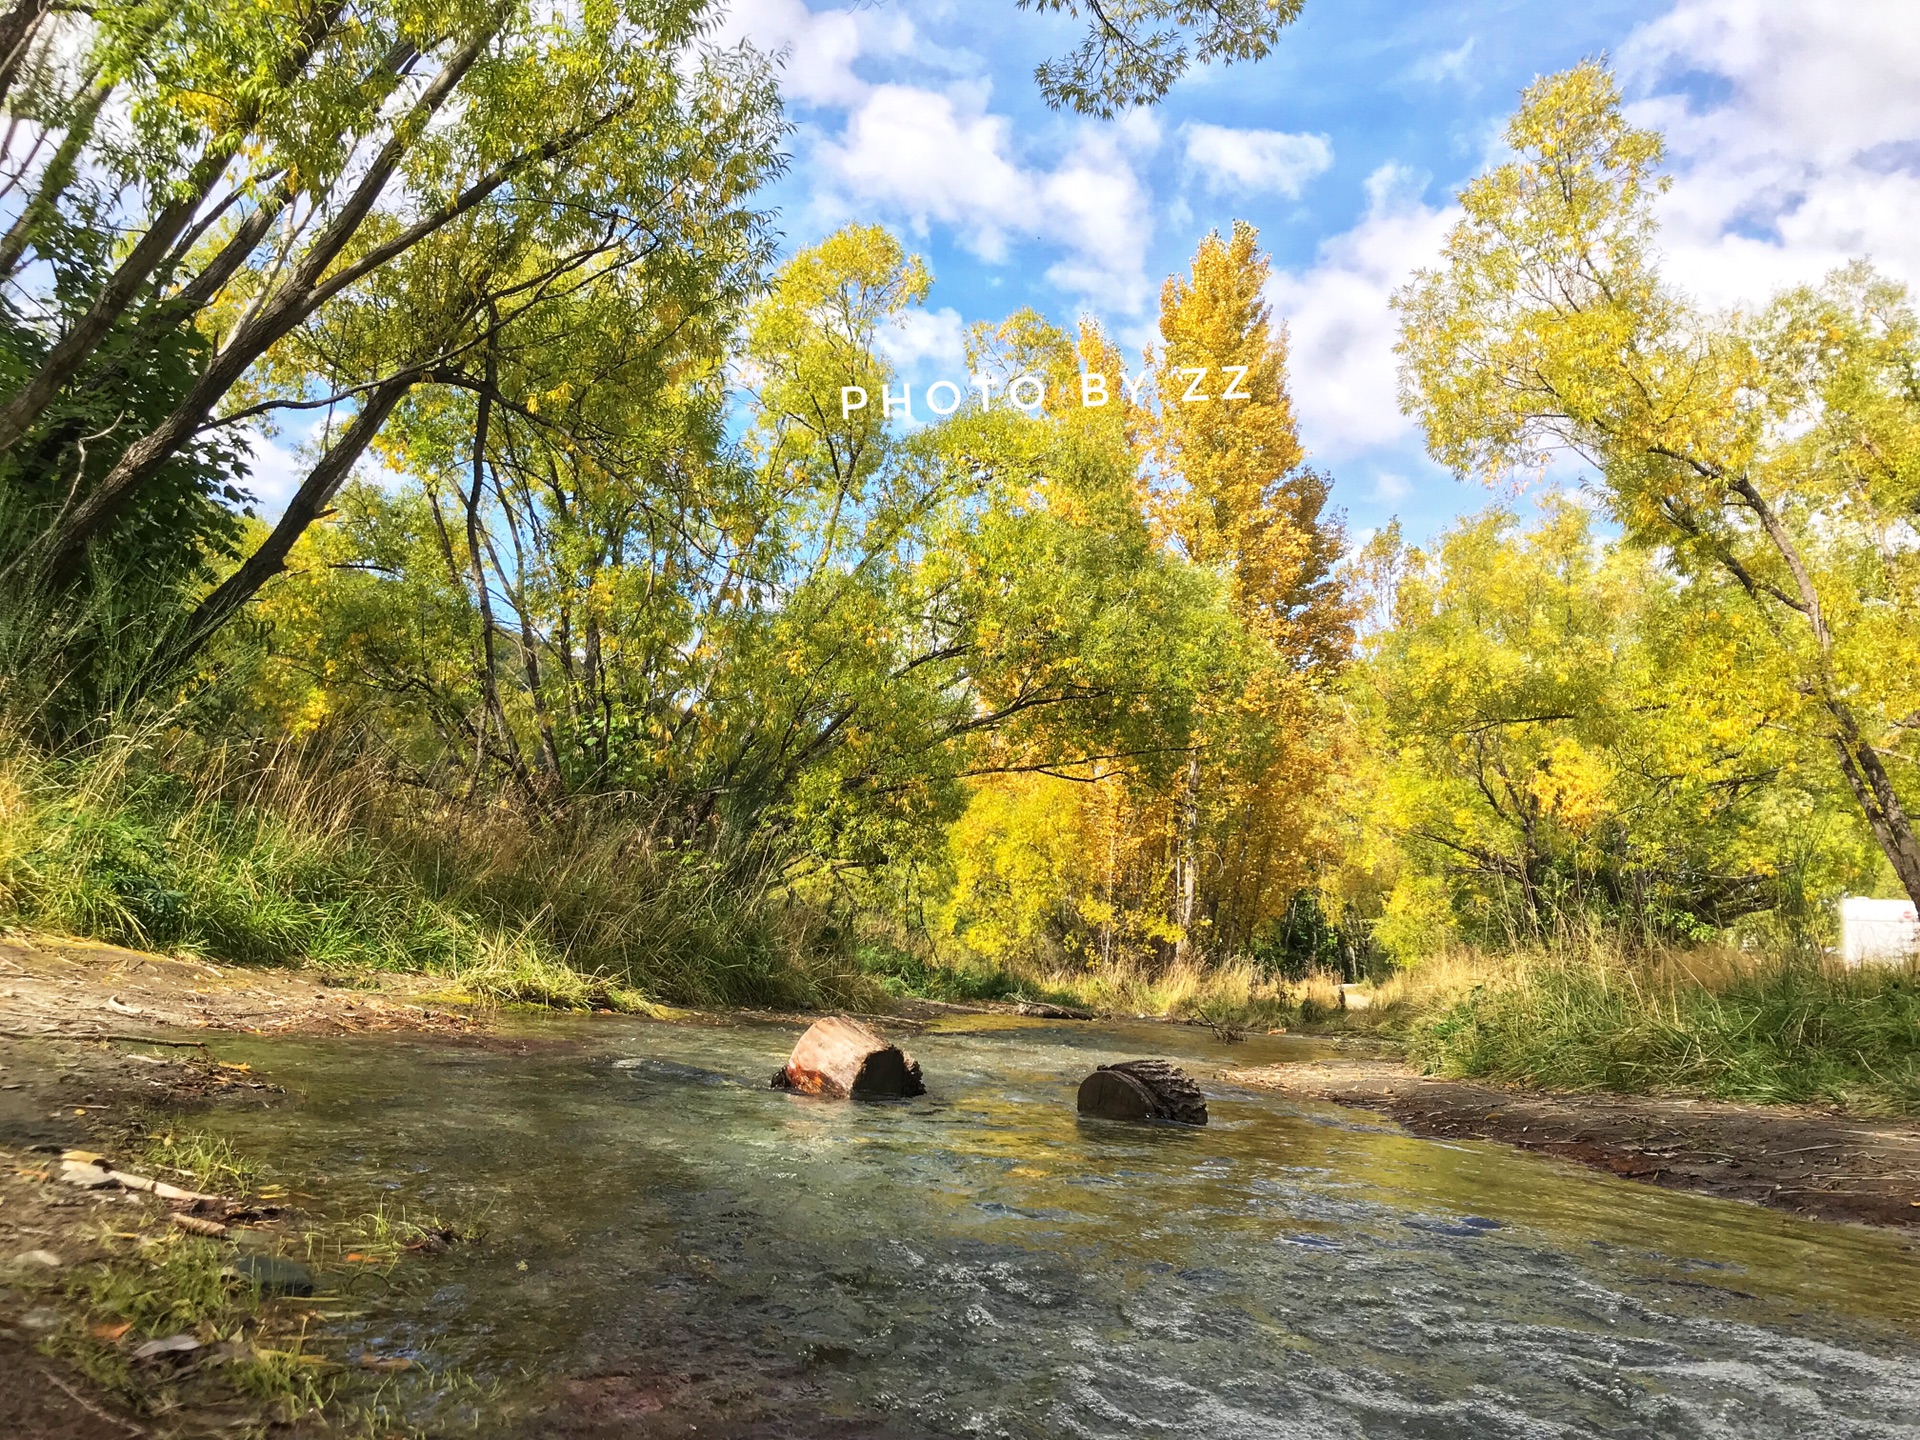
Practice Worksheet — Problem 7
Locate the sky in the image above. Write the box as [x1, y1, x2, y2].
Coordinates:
[691, 0, 1920, 548]
[241, 0, 1920, 551]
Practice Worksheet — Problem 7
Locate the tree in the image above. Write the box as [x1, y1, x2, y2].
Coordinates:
[0, 0, 780, 718]
[1395, 60, 1920, 908]
[1355, 499, 1866, 950]
[1016, 0, 1305, 116]
[1148, 221, 1353, 961]
[241, 228, 1227, 895]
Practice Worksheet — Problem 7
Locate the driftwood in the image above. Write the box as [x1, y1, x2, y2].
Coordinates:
[1077, 1059, 1207, 1126]
[771, 1016, 926, 1098]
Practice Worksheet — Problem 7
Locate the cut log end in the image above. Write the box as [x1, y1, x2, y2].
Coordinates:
[772, 1016, 926, 1099]
[1077, 1059, 1207, 1126]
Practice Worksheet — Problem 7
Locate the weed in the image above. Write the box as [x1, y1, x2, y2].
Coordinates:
[142, 1125, 268, 1196]
[0, 725, 873, 1009]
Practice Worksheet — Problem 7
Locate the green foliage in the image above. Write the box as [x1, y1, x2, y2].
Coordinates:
[1394, 58, 1920, 908]
[1351, 498, 1877, 949]
[1410, 949, 1920, 1113]
[0, 727, 869, 1008]
[1018, 0, 1305, 116]
[0, 297, 252, 734]
[853, 941, 1025, 1004]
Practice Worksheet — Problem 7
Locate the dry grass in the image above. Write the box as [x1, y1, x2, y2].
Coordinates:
[0, 724, 878, 1010]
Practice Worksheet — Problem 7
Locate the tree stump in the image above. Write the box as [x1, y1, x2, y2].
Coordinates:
[1076, 1059, 1207, 1125]
[771, 1016, 926, 1098]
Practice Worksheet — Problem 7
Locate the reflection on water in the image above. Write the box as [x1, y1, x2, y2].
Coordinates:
[202, 1014, 1920, 1437]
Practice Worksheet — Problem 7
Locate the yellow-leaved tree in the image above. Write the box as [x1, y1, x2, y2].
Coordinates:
[1149, 221, 1355, 962]
[1395, 60, 1920, 907]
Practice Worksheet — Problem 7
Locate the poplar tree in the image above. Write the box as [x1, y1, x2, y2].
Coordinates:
[1150, 222, 1354, 960]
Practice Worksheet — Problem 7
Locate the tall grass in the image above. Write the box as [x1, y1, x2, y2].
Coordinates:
[1406, 940, 1920, 1113]
[0, 725, 875, 1010]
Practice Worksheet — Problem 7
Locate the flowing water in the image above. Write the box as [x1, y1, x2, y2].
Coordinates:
[196, 1014, 1920, 1438]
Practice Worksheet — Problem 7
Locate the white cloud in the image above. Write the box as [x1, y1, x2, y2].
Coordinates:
[1265, 164, 1454, 461]
[1620, 0, 1920, 307]
[708, 0, 916, 107]
[1182, 123, 1333, 197]
[1408, 38, 1476, 88]
[816, 84, 1157, 311]
[240, 427, 311, 517]
[1370, 471, 1413, 503]
[878, 304, 968, 371]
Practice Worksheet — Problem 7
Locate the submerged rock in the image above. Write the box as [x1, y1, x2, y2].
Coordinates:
[1076, 1059, 1208, 1126]
[223, 1255, 315, 1297]
[772, 1016, 926, 1098]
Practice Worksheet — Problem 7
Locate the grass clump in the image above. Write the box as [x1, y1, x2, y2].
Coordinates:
[1406, 944, 1920, 1113]
[0, 725, 871, 1010]
[57, 1231, 335, 1425]
[142, 1124, 271, 1196]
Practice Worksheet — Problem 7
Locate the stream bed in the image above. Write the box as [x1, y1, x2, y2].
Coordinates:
[196, 1013, 1920, 1438]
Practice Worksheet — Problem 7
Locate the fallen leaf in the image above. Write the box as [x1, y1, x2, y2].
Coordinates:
[131, 1333, 201, 1361]
[358, 1354, 414, 1372]
[90, 1320, 132, 1342]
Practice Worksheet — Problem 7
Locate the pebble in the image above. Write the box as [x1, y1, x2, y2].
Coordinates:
[19, 1307, 62, 1331]
[8, 1249, 62, 1270]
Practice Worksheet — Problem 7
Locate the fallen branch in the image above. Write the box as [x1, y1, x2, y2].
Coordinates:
[0, 1029, 211, 1047]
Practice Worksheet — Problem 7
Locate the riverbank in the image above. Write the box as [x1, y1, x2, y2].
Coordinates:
[1226, 1058, 1920, 1232]
[7, 931, 1918, 1237]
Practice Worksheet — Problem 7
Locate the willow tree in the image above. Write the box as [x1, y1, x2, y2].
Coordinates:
[0, 0, 779, 729]
[1395, 60, 1920, 908]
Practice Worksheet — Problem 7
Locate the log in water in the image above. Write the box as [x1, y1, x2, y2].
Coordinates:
[1077, 1058, 1208, 1125]
[771, 1015, 926, 1098]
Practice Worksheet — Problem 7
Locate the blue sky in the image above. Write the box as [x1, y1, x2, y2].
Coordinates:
[699, 0, 1920, 548]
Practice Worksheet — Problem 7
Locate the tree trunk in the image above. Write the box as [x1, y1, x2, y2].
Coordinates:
[161, 375, 413, 674]
[1173, 750, 1200, 965]
[771, 1017, 925, 1099]
[1076, 1060, 1207, 1126]
[1727, 475, 1920, 909]
[0, 2, 345, 455]
[0, 0, 51, 111]
[31, 22, 496, 576]
[1831, 713, 1920, 908]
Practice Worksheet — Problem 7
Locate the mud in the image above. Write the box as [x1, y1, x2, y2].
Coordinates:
[1227, 1057, 1920, 1231]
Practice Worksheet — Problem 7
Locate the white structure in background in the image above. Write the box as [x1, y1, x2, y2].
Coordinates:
[1838, 896, 1920, 965]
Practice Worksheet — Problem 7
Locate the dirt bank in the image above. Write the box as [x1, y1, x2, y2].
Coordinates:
[1226, 1057, 1920, 1232]
[0, 931, 487, 1042]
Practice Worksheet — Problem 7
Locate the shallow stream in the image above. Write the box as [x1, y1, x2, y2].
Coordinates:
[199, 1014, 1920, 1437]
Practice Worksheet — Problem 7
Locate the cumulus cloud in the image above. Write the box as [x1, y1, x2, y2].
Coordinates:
[877, 304, 968, 372]
[1182, 123, 1333, 197]
[239, 427, 312, 517]
[1265, 164, 1454, 461]
[816, 84, 1158, 311]
[708, 0, 916, 107]
[1621, 0, 1920, 306]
